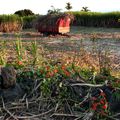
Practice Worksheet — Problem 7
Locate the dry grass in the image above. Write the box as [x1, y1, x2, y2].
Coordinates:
[0, 15, 23, 32]
[0, 22, 22, 32]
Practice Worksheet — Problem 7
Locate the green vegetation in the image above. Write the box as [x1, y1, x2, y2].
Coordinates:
[81, 7, 90, 12]
[65, 2, 72, 11]
[22, 15, 37, 29]
[0, 15, 23, 32]
[0, 14, 38, 31]
[14, 9, 35, 17]
[72, 11, 120, 27]
[14, 9, 36, 28]
[0, 11, 120, 31]
[47, 6, 62, 15]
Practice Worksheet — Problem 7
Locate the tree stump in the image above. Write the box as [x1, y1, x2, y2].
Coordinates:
[1, 66, 16, 89]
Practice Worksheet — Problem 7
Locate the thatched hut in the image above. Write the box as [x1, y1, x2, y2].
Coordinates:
[35, 13, 74, 34]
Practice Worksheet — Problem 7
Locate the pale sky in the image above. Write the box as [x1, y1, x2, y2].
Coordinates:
[0, 0, 120, 14]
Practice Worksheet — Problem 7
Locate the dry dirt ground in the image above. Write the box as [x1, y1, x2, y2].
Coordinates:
[0, 26, 120, 76]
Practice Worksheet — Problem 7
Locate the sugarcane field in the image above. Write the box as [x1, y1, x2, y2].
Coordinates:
[0, 1, 120, 120]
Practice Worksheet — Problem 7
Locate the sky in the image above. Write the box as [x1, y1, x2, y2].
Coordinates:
[0, 0, 120, 15]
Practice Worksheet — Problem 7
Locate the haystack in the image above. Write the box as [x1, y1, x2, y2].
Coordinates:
[35, 13, 74, 33]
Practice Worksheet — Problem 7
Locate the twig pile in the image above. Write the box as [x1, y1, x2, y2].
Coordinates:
[0, 79, 120, 120]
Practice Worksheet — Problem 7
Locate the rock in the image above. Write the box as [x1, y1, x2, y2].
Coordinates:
[1, 83, 23, 101]
[1, 66, 16, 89]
